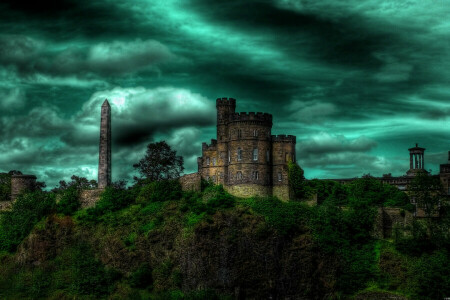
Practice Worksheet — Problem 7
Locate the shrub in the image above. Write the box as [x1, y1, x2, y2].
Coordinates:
[130, 263, 153, 288]
[56, 186, 80, 215]
[84, 186, 135, 219]
[246, 197, 307, 235]
[137, 180, 182, 204]
[0, 191, 55, 252]
[204, 185, 235, 211]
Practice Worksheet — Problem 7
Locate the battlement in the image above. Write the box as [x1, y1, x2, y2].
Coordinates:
[216, 97, 236, 107]
[271, 135, 296, 143]
[202, 139, 218, 151]
[230, 112, 272, 123]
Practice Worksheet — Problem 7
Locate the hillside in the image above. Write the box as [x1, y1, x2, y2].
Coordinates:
[0, 179, 449, 299]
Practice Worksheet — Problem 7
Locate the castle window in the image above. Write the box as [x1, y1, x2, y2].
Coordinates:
[237, 148, 242, 161]
[206, 175, 210, 181]
[253, 149, 258, 161]
[252, 171, 259, 180]
[238, 129, 242, 138]
[213, 158, 216, 166]
[285, 153, 289, 162]
[253, 129, 258, 137]
[237, 171, 243, 180]
[278, 172, 282, 182]
[212, 175, 216, 182]
[206, 157, 210, 166]
[266, 150, 270, 162]
[228, 150, 231, 163]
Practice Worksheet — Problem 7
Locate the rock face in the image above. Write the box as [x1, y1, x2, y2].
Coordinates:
[179, 210, 338, 299]
[98, 99, 111, 189]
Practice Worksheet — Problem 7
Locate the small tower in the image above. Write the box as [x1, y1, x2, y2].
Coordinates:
[407, 143, 426, 176]
[98, 99, 111, 188]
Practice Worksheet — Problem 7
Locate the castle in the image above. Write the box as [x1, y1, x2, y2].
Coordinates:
[181, 98, 296, 201]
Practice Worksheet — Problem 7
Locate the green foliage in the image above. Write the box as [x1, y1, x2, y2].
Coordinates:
[411, 250, 450, 300]
[243, 196, 308, 235]
[347, 177, 409, 208]
[130, 263, 153, 288]
[287, 161, 311, 200]
[0, 173, 11, 201]
[137, 179, 182, 204]
[133, 141, 184, 182]
[70, 243, 119, 296]
[56, 186, 80, 215]
[409, 171, 444, 217]
[85, 186, 136, 219]
[305, 179, 342, 204]
[203, 185, 235, 210]
[0, 191, 55, 252]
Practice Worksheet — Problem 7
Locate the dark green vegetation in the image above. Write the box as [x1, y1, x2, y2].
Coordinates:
[0, 174, 449, 299]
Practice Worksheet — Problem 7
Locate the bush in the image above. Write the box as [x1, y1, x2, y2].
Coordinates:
[85, 186, 135, 219]
[56, 186, 80, 215]
[245, 196, 308, 235]
[0, 191, 55, 252]
[204, 185, 235, 211]
[412, 250, 450, 299]
[130, 263, 153, 288]
[137, 180, 182, 204]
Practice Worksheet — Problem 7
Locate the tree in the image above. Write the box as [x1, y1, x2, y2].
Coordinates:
[287, 161, 312, 200]
[133, 141, 184, 182]
[408, 171, 444, 217]
[52, 175, 98, 192]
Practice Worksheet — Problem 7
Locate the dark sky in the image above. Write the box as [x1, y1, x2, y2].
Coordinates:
[0, 0, 449, 188]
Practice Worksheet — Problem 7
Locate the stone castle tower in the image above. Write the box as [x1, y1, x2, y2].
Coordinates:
[98, 99, 111, 188]
[197, 97, 296, 200]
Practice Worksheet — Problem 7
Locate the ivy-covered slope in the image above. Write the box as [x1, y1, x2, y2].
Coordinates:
[0, 179, 449, 299]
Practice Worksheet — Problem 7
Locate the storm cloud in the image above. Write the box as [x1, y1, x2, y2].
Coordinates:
[0, 0, 449, 187]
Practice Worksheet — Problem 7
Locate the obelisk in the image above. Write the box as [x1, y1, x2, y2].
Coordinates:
[98, 99, 111, 188]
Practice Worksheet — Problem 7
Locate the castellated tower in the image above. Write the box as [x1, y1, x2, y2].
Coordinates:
[98, 99, 111, 189]
[197, 97, 296, 201]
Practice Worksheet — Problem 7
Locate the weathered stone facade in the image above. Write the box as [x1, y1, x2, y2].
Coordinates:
[373, 207, 414, 239]
[11, 174, 37, 201]
[98, 99, 111, 189]
[179, 173, 202, 192]
[194, 97, 296, 201]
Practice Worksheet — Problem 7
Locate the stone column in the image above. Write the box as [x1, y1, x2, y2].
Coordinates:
[421, 154, 424, 169]
[98, 99, 111, 189]
[414, 154, 418, 169]
[410, 153, 413, 169]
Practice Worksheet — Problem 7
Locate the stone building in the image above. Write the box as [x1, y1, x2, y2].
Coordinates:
[195, 97, 296, 200]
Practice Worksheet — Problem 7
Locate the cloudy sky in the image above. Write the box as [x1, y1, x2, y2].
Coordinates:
[0, 0, 449, 188]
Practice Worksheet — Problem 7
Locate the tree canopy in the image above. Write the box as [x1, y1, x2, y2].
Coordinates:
[133, 141, 184, 183]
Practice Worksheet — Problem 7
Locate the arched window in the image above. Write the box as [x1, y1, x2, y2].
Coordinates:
[228, 150, 231, 163]
[253, 149, 258, 161]
[213, 157, 216, 166]
[278, 172, 282, 182]
[237, 148, 242, 161]
[237, 171, 243, 180]
[253, 129, 258, 137]
[266, 150, 270, 162]
[206, 157, 210, 166]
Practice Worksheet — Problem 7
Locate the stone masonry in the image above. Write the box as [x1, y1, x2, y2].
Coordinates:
[191, 97, 297, 201]
[98, 99, 111, 189]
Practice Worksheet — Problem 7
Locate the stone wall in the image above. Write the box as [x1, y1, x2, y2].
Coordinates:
[373, 207, 413, 239]
[79, 189, 103, 208]
[11, 175, 36, 201]
[224, 184, 271, 199]
[272, 185, 290, 202]
[179, 173, 201, 192]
